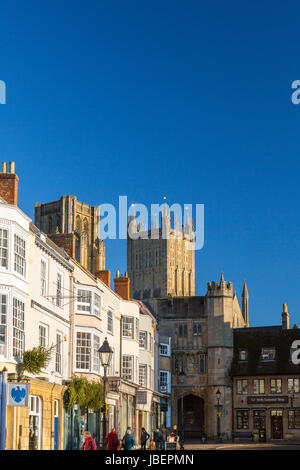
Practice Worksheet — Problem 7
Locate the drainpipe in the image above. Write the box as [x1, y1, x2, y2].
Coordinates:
[0, 368, 7, 450]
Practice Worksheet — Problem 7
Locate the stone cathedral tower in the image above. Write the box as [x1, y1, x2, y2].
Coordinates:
[35, 195, 105, 274]
[127, 206, 195, 300]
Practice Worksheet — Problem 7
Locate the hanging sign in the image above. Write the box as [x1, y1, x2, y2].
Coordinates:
[7, 383, 30, 407]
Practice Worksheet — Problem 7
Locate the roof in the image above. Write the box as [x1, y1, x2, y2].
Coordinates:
[230, 326, 300, 376]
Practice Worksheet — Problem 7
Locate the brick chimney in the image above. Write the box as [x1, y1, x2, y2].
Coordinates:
[95, 270, 111, 289]
[114, 271, 130, 300]
[0, 161, 19, 205]
[47, 233, 76, 259]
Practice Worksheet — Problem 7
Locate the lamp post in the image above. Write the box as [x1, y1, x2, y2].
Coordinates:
[98, 337, 113, 450]
[216, 389, 222, 443]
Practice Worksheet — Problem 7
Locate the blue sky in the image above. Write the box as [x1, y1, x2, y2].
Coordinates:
[0, 1, 300, 327]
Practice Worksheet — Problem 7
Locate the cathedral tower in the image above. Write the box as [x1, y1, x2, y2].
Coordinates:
[35, 195, 105, 274]
[127, 206, 195, 300]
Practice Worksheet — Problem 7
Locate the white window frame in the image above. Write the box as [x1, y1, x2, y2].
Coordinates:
[12, 297, 25, 358]
[38, 323, 48, 348]
[94, 293, 101, 319]
[76, 289, 92, 313]
[139, 331, 148, 349]
[160, 343, 170, 357]
[122, 355, 133, 381]
[29, 395, 42, 450]
[0, 294, 7, 356]
[75, 331, 91, 371]
[139, 364, 147, 388]
[0, 228, 8, 269]
[14, 234, 26, 277]
[55, 331, 63, 375]
[160, 370, 170, 393]
[40, 258, 48, 297]
[56, 271, 63, 307]
[122, 316, 134, 338]
[107, 310, 113, 334]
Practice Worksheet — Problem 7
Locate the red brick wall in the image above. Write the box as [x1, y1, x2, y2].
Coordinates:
[95, 270, 111, 288]
[114, 276, 130, 300]
[0, 173, 19, 205]
[48, 233, 76, 259]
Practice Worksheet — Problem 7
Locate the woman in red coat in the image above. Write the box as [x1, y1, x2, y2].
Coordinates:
[83, 431, 97, 450]
[107, 428, 120, 450]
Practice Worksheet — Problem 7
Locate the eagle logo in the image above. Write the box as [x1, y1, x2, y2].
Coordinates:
[11, 386, 26, 403]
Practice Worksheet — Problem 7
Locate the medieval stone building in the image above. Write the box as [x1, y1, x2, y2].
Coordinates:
[34, 195, 105, 274]
[146, 274, 248, 440]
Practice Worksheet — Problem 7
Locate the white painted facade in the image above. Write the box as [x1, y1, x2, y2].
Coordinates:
[0, 198, 31, 370]
[27, 227, 73, 384]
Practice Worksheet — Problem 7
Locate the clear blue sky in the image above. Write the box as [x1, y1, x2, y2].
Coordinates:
[0, 1, 299, 327]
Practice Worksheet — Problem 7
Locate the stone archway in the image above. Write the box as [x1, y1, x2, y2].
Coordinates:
[177, 394, 204, 439]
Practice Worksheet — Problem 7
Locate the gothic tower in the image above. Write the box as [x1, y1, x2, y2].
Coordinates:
[35, 195, 105, 274]
[127, 206, 195, 300]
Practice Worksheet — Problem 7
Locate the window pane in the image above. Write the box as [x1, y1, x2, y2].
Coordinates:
[76, 332, 91, 370]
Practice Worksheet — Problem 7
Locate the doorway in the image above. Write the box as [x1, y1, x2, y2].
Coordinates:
[271, 410, 283, 439]
[178, 395, 204, 439]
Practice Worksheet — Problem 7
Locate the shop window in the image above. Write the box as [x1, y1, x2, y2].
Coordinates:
[237, 410, 249, 429]
[288, 410, 300, 429]
[253, 410, 266, 430]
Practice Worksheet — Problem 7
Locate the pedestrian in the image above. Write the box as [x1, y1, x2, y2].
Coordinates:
[122, 427, 135, 450]
[107, 427, 120, 450]
[140, 427, 150, 450]
[201, 431, 207, 444]
[161, 425, 167, 450]
[82, 431, 97, 450]
[153, 427, 162, 450]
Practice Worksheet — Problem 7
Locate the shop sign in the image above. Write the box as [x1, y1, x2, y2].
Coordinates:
[7, 383, 30, 407]
[247, 396, 289, 404]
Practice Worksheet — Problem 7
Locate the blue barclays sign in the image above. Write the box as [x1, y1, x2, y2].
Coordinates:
[7, 383, 30, 407]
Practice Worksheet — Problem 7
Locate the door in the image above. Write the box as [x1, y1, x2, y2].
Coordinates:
[271, 410, 283, 439]
[54, 399, 59, 450]
[29, 395, 42, 450]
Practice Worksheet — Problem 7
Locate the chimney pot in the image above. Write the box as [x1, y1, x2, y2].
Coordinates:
[9, 161, 15, 174]
[2, 162, 7, 173]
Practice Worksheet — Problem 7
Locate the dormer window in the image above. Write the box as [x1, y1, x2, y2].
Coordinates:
[261, 348, 276, 361]
[239, 350, 248, 361]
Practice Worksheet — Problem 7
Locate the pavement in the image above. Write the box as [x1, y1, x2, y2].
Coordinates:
[183, 440, 300, 450]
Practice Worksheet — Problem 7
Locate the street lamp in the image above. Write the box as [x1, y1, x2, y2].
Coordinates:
[98, 337, 113, 450]
[216, 389, 222, 442]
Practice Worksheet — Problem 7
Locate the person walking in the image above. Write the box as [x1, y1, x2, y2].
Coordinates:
[140, 427, 150, 450]
[161, 425, 167, 450]
[122, 427, 135, 450]
[153, 427, 162, 450]
[82, 431, 97, 450]
[107, 428, 120, 450]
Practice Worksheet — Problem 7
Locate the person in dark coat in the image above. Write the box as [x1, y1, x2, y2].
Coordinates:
[123, 427, 135, 450]
[141, 427, 150, 450]
[153, 427, 162, 450]
[82, 431, 97, 450]
[107, 428, 120, 450]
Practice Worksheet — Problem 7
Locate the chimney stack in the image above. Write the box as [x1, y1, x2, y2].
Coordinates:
[282, 303, 290, 330]
[114, 272, 130, 300]
[0, 161, 19, 205]
[95, 270, 111, 289]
